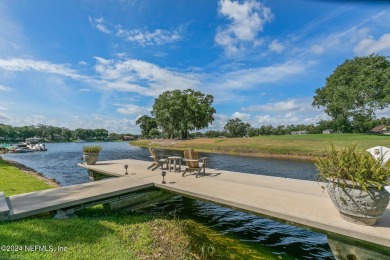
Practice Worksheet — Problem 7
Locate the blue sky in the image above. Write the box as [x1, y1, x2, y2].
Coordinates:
[0, 0, 389, 134]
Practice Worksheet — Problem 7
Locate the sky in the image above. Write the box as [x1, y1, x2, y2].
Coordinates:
[0, 0, 389, 134]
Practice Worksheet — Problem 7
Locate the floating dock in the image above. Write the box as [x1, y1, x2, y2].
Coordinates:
[1, 158, 389, 253]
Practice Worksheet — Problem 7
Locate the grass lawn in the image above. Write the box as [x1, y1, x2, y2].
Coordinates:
[132, 134, 390, 158]
[0, 158, 56, 196]
[0, 157, 276, 259]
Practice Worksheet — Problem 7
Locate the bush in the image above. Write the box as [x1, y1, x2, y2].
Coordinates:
[315, 144, 390, 190]
[82, 145, 102, 153]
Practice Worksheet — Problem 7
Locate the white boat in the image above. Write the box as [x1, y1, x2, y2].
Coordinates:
[75, 138, 85, 143]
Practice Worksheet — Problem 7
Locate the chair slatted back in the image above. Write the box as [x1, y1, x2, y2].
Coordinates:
[149, 147, 158, 163]
[184, 148, 199, 168]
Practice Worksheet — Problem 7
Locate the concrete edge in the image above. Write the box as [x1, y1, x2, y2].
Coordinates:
[0, 192, 10, 221]
[8, 182, 154, 220]
[154, 183, 390, 249]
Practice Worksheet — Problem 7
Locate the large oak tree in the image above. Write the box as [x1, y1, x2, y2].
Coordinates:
[152, 89, 216, 139]
[312, 54, 390, 132]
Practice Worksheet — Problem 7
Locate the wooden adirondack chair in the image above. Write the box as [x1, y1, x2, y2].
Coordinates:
[147, 147, 168, 171]
[182, 148, 208, 177]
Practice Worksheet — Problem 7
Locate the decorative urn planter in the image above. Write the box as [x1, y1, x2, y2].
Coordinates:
[316, 145, 390, 226]
[82, 145, 102, 165]
[83, 152, 100, 165]
[326, 178, 390, 226]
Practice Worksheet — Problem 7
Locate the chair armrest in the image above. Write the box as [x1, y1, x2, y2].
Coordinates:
[199, 157, 208, 162]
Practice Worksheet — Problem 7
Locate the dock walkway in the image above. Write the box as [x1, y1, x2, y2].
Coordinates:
[79, 159, 390, 250]
[3, 177, 153, 221]
[1, 158, 389, 251]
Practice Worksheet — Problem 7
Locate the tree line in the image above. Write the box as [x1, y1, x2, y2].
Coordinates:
[193, 117, 390, 138]
[0, 124, 135, 142]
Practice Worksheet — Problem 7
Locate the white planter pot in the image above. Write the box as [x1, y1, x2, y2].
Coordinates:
[327, 178, 390, 225]
[83, 153, 100, 165]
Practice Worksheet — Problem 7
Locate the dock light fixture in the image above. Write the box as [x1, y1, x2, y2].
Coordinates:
[124, 164, 128, 175]
[161, 171, 166, 184]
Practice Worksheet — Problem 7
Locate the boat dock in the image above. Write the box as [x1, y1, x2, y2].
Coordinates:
[1, 158, 390, 252]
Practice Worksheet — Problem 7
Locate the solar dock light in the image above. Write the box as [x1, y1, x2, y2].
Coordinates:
[124, 164, 128, 175]
[161, 171, 166, 184]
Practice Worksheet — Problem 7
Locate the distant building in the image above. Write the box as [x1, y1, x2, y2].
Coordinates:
[291, 131, 308, 135]
[322, 129, 334, 134]
[371, 125, 390, 135]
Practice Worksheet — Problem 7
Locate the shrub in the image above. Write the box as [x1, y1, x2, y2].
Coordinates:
[315, 144, 390, 190]
[82, 145, 103, 153]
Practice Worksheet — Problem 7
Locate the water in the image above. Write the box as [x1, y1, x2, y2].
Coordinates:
[1, 141, 334, 259]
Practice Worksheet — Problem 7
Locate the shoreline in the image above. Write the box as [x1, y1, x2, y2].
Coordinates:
[131, 140, 316, 161]
[1, 156, 60, 188]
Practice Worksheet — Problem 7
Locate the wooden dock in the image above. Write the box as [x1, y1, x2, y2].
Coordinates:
[1, 158, 389, 253]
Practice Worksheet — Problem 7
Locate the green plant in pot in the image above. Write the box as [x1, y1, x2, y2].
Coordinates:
[316, 144, 390, 226]
[82, 145, 103, 165]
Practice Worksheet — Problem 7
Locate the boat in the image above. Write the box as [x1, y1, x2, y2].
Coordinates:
[75, 138, 85, 143]
[7, 147, 33, 153]
[24, 138, 47, 151]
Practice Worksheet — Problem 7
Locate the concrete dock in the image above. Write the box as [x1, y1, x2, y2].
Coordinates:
[5, 177, 154, 220]
[78, 159, 390, 250]
[1, 158, 389, 253]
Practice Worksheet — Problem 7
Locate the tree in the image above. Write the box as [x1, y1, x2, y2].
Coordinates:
[136, 115, 157, 138]
[149, 128, 160, 139]
[224, 118, 251, 137]
[152, 89, 216, 139]
[313, 55, 390, 132]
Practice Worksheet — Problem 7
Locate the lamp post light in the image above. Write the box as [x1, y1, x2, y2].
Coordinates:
[124, 164, 128, 175]
[161, 171, 166, 184]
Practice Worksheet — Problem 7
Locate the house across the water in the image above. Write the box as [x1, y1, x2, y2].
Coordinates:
[370, 125, 390, 135]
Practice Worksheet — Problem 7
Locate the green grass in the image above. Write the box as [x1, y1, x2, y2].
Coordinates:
[132, 134, 390, 158]
[0, 158, 55, 196]
[0, 207, 276, 259]
[0, 158, 277, 259]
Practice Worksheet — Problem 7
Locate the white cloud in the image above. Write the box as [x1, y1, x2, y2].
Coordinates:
[354, 33, 390, 55]
[268, 39, 284, 53]
[210, 61, 306, 91]
[94, 57, 201, 96]
[78, 61, 88, 66]
[116, 27, 182, 46]
[238, 97, 329, 127]
[310, 44, 324, 55]
[0, 58, 87, 80]
[205, 113, 230, 131]
[244, 99, 300, 113]
[0, 113, 9, 120]
[89, 15, 182, 46]
[79, 88, 91, 92]
[115, 104, 150, 116]
[215, 0, 273, 55]
[89, 16, 111, 34]
[0, 85, 12, 91]
[232, 111, 251, 121]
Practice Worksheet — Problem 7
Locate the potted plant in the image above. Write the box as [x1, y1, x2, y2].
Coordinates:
[316, 144, 390, 226]
[82, 145, 103, 165]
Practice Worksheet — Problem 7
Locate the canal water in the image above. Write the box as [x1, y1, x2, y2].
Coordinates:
[2, 142, 334, 259]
